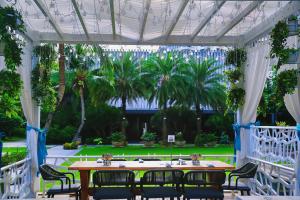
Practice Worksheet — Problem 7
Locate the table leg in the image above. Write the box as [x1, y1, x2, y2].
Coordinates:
[79, 170, 90, 200]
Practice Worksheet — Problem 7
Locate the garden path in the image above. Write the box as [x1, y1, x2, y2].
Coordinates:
[46, 145, 81, 165]
[3, 140, 26, 147]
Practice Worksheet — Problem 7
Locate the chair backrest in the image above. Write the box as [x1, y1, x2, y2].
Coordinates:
[93, 170, 135, 187]
[141, 169, 184, 186]
[39, 164, 64, 180]
[134, 158, 161, 161]
[184, 170, 226, 188]
[236, 162, 258, 178]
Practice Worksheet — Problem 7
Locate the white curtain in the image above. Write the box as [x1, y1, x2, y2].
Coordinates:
[282, 36, 300, 123]
[237, 41, 271, 166]
[18, 41, 40, 196]
[281, 35, 300, 195]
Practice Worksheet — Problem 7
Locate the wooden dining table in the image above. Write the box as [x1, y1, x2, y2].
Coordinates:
[68, 160, 235, 200]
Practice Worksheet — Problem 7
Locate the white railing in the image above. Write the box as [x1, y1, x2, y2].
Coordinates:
[250, 126, 299, 168]
[0, 158, 31, 199]
[247, 156, 296, 196]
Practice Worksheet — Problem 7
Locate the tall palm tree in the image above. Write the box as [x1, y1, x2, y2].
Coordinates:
[182, 58, 226, 132]
[91, 52, 145, 134]
[66, 44, 95, 142]
[143, 52, 186, 142]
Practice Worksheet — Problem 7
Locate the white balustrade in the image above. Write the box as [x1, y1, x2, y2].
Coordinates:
[250, 126, 299, 168]
[0, 158, 31, 199]
[247, 156, 296, 196]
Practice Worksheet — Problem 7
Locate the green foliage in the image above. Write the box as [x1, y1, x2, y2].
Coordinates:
[111, 132, 126, 142]
[63, 141, 79, 150]
[225, 69, 242, 83]
[275, 121, 288, 126]
[47, 125, 75, 144]
[93, 137, 103, 145]
[225, 48, 246, 113]
[0, 6, 25, 71]
[204, 113, 234, 136]
[32, 44, 57, 112]
[226, 86, 245, 112]
[219, 132, 229, 144]
[275, 69, 298, 96]
[225, 48, 247, 67]
[182, 58, 226, 110]
[0, 6, 25, 119]
[270, 20, 291, 70]
[175, 131, 185, 141]
[142, 52, 186, 109]
[0, 70, 22, 118]
[194, 132, 217, 147]
[1, 151, 26, 167]
[150, 106, 196, 137]
[141, 131, 156, 142]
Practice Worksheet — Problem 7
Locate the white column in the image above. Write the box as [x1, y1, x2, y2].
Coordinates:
[18, 41, 40, 197]
[0, 56, 4, 71]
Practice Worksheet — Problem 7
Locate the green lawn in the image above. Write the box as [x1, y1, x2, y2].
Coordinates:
[77, 144, 234, 156]
[2, 147, 26, 153]
[2, 136, 25, 142]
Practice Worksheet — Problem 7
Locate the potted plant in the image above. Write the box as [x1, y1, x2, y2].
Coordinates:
[175, 132, 186, 147]
[141, 132, 156, 147]
[111, 132, 126, 147]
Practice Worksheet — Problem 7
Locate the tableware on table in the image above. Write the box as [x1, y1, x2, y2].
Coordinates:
[119, 163, 125, 168]
[207, 163, 215, 167]
[96, 159, 103, 163]
[102, 153, 113, 166]
[138, 159, 144, 163]
[191, 154, 202, 165]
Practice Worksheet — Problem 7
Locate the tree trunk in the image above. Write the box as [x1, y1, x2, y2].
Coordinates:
[73, 87, 85, 142]
[162, 102, 168, 143]
[44, 43, 65, 130]
[195, 104, 202, 133]
[121, 96, 126, 134]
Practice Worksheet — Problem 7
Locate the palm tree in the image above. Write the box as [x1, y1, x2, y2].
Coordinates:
[66, 44, 95, 142]
[143, 52, 186, 142]
[182, 58, 226, 132]
[91, 52, 145, 134]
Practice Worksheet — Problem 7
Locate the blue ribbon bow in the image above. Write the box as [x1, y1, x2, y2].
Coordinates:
[26, 124, 48, 166]
[233, 121, 260, 152]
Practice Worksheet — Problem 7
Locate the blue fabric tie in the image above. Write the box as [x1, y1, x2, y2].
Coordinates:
[26, 124, 48, 166]
[296, 123, 300, 140]
[233, 121, 260, 161]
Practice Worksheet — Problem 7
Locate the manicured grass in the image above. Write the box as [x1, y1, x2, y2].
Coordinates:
[77, 144, 234, 156]
[2, 147, 26, 153]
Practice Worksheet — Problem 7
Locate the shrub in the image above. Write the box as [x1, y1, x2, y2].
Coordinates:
[141, 132, 156, 142]
[1, 152, 27, 167]
[63, 142, 78, 150]
[276, 121, 288, 126]
[111, 132, 126, 142]
[219, 132, 229, 144]
[194, 132, 217, 147]
[47, 125, 75, 144]
[175, 132, 185, 141]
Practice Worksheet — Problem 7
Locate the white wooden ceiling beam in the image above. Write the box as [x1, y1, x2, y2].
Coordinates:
[165, 0, 189, 39]
[109, 0, 116, 39]
[191, 1, 225, 41]
[71, 0, 90, 40]
[216, 1, 262, 40]
[139, 0, 151, 42]
[243, 1, 300, 45]
[33, 0, 64, 40]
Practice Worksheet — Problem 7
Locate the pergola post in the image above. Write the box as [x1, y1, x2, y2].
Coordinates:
[19, 40, 41, 197]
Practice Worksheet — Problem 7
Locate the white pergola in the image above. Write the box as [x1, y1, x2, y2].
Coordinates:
[0, 0, 300, 199]
[0, 0, 298, 46]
